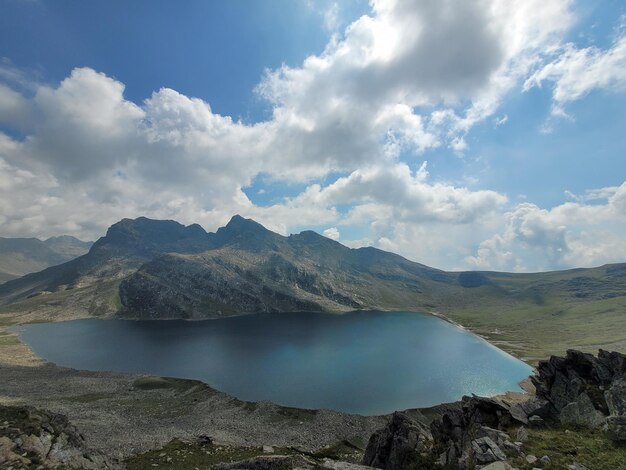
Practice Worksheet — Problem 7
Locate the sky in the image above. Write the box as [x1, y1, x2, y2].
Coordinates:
[0, 0, 625, 272]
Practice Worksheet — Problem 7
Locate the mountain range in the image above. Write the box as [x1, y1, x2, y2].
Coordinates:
[1, 215, 625, 361]
[0, 236, 92, 284]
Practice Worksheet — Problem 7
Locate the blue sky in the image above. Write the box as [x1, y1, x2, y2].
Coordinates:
[0, 0, 625, 272]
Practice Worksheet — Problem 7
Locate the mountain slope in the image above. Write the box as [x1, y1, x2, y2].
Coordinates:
[0, 217, 211, 316]
[43, 236, 93, 259]
[0, 236, 92, 284]
[119, 217, 457, 318]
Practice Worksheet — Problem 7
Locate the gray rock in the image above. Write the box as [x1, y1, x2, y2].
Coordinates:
[0, 404, 119, 469]
[319, 459, 377, 469]
[472, 436, 507, 461]
[605, 377, 626, 416]
[502, 440, 521, 453]
[526, 454, 537, 464]
[517, 398, 552, 420]
[540, 455, 550, 465]
[528, 415, 544, 426]
[567, 463, 590, 470]
[473, 446, 497, 465]
[508, 403, 529, 424]
[479, 426, 510, 446]
[607, 415, 626, 442]
[559, 392, 605, 428]
[362, 412, 432, 470]
[479, 462, 515, 470]
[516, 426, 528, 442]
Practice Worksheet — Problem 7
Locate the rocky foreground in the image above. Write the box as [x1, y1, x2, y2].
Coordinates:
[1, 349, 626, 469]
[363, 349, 626, 469]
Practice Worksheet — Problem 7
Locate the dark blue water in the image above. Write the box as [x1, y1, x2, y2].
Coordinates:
[15, 311, 532, 415]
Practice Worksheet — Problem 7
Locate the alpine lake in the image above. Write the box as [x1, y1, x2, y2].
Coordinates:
[14, 311, 532, 415]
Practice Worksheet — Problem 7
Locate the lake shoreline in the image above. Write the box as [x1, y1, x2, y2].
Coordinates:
[10, 311, 533, 415]
[0, 309, 537, 462]
[1, 308, 535, 404]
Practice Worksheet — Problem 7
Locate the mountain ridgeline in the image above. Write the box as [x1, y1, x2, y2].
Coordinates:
[0, 216, 625, 358]
[0, 215, 455, 318]
[118, 216, 455, 318]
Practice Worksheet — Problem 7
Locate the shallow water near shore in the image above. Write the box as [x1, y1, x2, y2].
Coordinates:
[14, 311, 532, 415]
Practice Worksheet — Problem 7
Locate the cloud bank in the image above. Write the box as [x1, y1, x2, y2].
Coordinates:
[0, 0, 624, 272]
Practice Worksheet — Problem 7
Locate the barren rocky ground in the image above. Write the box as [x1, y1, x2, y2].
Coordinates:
[0, 360, 394, 460]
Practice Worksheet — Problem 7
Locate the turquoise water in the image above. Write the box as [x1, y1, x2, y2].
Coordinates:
[15, 311, 532, 415]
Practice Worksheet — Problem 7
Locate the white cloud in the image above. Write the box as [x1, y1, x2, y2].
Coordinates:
[1, 1, 625, 272]
[493, 114, 508, 128]
[289, 162, 507, 224]
[524, 32, 626, 116]
[466, 183, 626, 271]
[323, 227, 340, 240]
[260, 0, 573, 157]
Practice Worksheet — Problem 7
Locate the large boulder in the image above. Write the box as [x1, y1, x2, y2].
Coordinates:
[531, 349, 626, 441]
[605, 377, 626, 416]
[362, 412, 433, 469]
[427, 396, 526, 469]
[0, 404, 119, 469]
[607, 415, 626, 442]
[558, 392, 605, 428]
[532, 350, 626, 424]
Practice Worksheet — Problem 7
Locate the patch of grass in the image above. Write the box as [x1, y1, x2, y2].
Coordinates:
[273, 405, 318, 422]
[242, 401, 258, 412]
[127, 376, 218, 418]
[511, 425, 626, 470]
[124, 438, 295, 470]
[0, 333, 19, 347]
[312, 439, 364, 463]
[132, 376, 206, 393]
[0, 315, 15, 326]
[445, 291, 626, 363]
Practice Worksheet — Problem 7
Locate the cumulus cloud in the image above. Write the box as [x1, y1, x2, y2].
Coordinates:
[1, 0, 625, 272]
[466, 183, 626, 271]
[259, 0, 573, 159]
[323, 227, 340, 240]
[285, 162, 507, 224]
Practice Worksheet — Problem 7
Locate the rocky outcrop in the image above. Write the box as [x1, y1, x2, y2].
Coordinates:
[429, 396, 525, 469]
[362, 412, 434, 469]
[363, 350, 626, 469]
[363, 397, 526, 469]
[0, 404, 119, 469]
[532, 349, 626, 441]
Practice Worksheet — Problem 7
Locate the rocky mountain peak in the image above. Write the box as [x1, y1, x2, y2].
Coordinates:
[223, 214, 267, 233]
[91, 217, 209, 256]
[213, 215, 281, 250]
